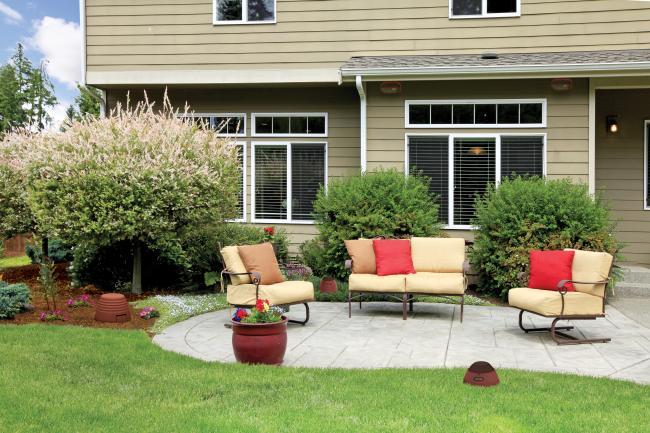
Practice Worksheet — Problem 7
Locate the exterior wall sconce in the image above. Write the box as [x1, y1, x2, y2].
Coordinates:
[606, 115, 620, 134]
[551, 78, 573, 92]
[379, 81, 402, 95]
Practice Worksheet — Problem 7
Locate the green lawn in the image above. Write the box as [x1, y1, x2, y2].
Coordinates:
[0, 325, 647, 433]
[132, 293, 228, 333]
[0, 255, 31, 269]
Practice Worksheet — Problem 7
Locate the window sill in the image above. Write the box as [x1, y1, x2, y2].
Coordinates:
[213, 20, 277, 26]
[445, 225, 474, 231]
[251, 219, 315, 225]
[449, 13, 520, 19]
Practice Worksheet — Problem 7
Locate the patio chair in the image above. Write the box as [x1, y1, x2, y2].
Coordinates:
[508, 249, 614, 345]
[220, 244, 314, 325]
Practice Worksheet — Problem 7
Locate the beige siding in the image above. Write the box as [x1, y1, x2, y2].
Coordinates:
[106, 85, 360, 253]
[596, 89, 650, 265]
[366, 78, 589, 183]
[86, 0, 650, 74]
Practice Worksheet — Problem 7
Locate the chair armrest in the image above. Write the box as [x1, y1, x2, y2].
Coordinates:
[556, 279, 609, 294]
[221, 270, 262, 285]
[345, 260, 353, 270]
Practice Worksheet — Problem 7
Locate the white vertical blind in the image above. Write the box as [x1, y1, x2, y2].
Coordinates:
[408, 136, 450, 224]
[453, 137, 496, 226]
[236, 144, 245, 220]
[254, 146, 287, 220]
[291, 143, 326, 221]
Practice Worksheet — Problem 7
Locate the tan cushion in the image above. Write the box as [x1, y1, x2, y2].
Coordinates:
[405, 272, 466, 295]
[237, 243, 284, 285]
[508, 287, 604, 316]
[227, 281, 315, 306]
[220, 246, 251, 285]
[411, 238, 465, 273]
[564, 249, 613, 297]
[349, 274, 406, 293]
[345, 239, 376, 274]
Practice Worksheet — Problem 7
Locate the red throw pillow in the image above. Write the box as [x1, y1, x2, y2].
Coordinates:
[373, 239, 416, 276]
[528, 250, 575, 291]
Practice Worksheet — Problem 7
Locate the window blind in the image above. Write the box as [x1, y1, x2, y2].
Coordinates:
[254, 146, 287, 220]
[236, 145, 245, 219]
[501, 136, 544, 179]
[291, 144, 326, 221]
[408, 136, 450, 224]
[453, 138, 496, 226]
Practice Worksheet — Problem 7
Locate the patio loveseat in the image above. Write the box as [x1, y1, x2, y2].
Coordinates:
[345, 237, 467, 322]
[508, 249, 614, 345]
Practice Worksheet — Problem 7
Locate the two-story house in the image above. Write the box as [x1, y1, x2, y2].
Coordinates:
[82, 0, 650, 265]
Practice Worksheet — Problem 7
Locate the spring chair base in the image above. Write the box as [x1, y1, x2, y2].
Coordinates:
[518, 310, 611, 345]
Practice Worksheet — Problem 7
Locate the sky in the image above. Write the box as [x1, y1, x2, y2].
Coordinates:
[0, 0, 81, 128]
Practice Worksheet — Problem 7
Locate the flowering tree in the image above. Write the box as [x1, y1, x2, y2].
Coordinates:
[2, 95, 242, 293]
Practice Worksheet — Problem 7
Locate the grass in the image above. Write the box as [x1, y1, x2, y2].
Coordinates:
[0, 255, 31, 270]
[0, 325, 647, 433]
[132, 293, 228, 333]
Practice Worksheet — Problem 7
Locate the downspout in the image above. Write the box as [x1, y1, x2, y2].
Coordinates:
[355, 75, 367, 173]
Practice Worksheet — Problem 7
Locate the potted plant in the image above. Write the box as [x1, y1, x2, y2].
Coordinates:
[231, 299, 287, 365]
[319, 276, 337, 293]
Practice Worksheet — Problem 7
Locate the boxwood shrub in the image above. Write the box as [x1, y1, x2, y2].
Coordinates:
[0, 281, 30, 319]
[311, 169, 443, 280]
[470, 177, 619, 300]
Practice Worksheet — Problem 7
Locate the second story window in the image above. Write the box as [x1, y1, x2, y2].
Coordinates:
[450, 0, 519, 18]
[214, 0, 276, 25]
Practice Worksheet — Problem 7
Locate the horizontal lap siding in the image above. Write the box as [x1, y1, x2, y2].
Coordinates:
[86, 0, 650, 72]
[106, 86, 360, 254]
[596, 89, 650, 265]
[366, 78, 589, 239]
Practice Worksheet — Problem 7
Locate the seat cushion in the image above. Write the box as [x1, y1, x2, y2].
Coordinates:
[405, 273, 466, 295]
[373, 239, 415, 276]
[349, 274, 406, 293]
[508, 287, 604, 317]
[410, 238, 465, 273]
[227, 281, 315, 306]
[529, 250, 575, 291]
[564, 249, 613, 297]
[237, 243, 284, 285]
[345, 239, 376, 274]
[220, 246, 251, 285]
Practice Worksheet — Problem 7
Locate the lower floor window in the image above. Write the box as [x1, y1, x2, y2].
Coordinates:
[408, 134, 545, 228]
[253, 142, 326, 222]
[234, 143, 246, 221]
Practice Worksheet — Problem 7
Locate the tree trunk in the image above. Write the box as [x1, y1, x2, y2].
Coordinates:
[132, 243, 142, 295]
[41, 236, 49, 262]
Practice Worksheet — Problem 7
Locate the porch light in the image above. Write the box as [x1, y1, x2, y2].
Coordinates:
[379, 81, 402, 95]
[551, 78, 573, 92]
[606, 116, 620, 134]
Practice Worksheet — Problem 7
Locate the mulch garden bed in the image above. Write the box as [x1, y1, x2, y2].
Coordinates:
[1, 263, 156, 332]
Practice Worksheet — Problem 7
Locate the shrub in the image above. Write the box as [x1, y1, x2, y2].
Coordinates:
[312, 169, 443, 280]
[298, 239, 327, 277]
[26, 238, 73, 264]
[0, 164, 33, 240]
[0, 280, 30, 319]
[470, 177, 619, 299]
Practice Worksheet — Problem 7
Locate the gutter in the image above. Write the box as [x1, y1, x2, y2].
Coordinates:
[341, 61, 650, 80]
[355, 75, 367, 174]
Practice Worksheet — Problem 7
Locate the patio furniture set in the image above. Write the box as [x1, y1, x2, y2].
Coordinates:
[220, 239, 614, 347]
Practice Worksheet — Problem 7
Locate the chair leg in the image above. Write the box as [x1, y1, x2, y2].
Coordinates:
[409, 296, 414, 313]
[288, 303, 310, 326]
[348, 290, 352, 318]
[402, 293, 408, 320]
[460, 295, 465, 323]
[518, 310, 573, 334]
[518, 310, 610, 345]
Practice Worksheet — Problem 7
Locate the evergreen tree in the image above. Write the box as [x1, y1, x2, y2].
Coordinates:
[0, 64, 23, 135]
[64, 85, 101, 127]
[26, 62, 57, 131]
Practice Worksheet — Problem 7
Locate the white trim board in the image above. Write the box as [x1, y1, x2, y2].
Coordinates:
[405, 132, 547, 230]
[251, 141, 328, 225]
[644, 121, 650, 211]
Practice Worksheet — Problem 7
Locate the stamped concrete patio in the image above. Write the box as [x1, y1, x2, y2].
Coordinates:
[153, 302, 650, 384]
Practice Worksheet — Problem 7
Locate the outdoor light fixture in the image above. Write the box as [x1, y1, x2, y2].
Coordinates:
[464, 361, 500, 387]
[551, 78, 573, 92]
[607, 116, 620, 134]
[379, 81, 402, 95]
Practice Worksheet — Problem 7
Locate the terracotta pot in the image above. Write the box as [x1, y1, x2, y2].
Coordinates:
[463, 361, 500, 387]
[231, 318, 288, 365]
[319, 277, 337, 293]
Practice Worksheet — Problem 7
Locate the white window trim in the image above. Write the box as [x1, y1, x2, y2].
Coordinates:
[252, 113, 329, 138]
[644, 120, 650, 210]
[251, 141, 328, 225]
[405, 132, 547, 230]
[231, 141, 247, 223]
[449, 0, 521, 19]
[178, 113, 247, 137]
[405, 99, 547, 129]
[213, 0, 277, 25]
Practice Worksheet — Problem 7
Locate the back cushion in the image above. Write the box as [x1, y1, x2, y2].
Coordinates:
[411, 238, 465, 273]
[220, 246, 251, 285]
[238, 243, 285, 285]
[564, 249, 613, 296]
[344, 239, 376, 274]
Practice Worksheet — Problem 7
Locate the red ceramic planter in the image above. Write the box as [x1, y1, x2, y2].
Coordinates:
[319, 277, 337, 293]
[231, 318, 288, 365]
